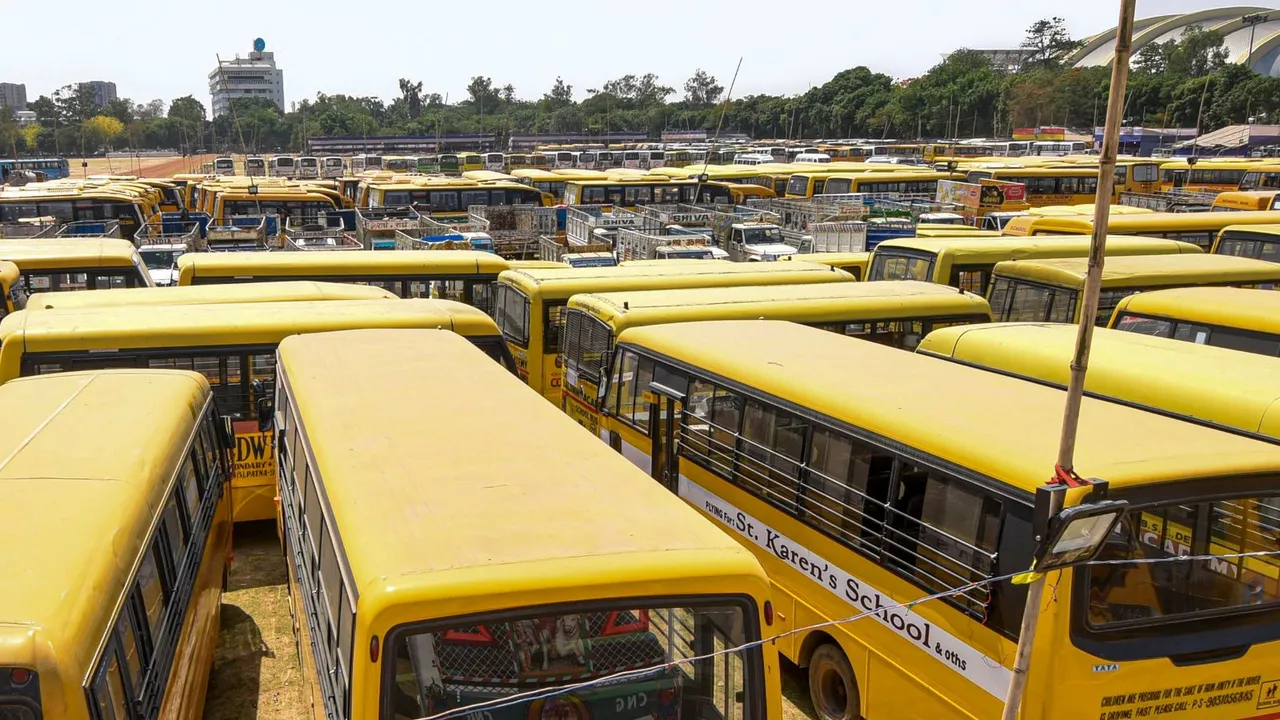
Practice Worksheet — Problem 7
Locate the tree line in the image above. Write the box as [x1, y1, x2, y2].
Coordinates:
[3, 17, 1279, 157]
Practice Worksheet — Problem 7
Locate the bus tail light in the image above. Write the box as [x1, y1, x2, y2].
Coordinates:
[370, 635, 380, 663]
[763, 601, 774, 627]
[9, 668, 30, 686]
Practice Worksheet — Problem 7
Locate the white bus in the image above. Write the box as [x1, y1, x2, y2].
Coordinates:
[483, 152, 505, 171]
[213, 156, 236, 175]
[321, 156, 345, 178]
[244, 156, 266, 176]
[270, 155, 297, 178]
[297, 156, 320, 179]
[351, 154, 383, 172]
[1030, 140, 1088, 156]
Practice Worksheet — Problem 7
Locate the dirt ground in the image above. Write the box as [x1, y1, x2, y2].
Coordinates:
[204, 521, 307, 720]
[203, 521, 818, 720]
[70, 153, 220, 178]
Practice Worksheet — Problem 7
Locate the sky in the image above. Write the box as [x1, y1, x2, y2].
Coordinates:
[2, 0, 1259, 116]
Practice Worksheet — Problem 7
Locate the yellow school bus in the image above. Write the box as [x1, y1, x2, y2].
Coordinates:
[272, 328, 783, 720]
[782, 252, 871, 280]
[1158, 158, 1260, 192]
[0, 369, 232, 720]
[493, 262, 854, 402]
[866, 235, 1202, 294]
[1211, 190, 1280, 212]
[0, 299, 512, 523]
[1002, 210, 1280, 250]
[0, 261, 27, 318]
[918, 322, 1280, 442]
[562, 179, 739, 207]
[177, 250, 509, 311]
[986, 254, 1280, 325]
[599, 319, 1280, 720]
[559, 281, 991, 435]
[815, 171, 956, 198]
[1212, 223, 1280, 262]
[0, 238, 153, 292]
[1109, 286, 1280, 356]
[24, 280, 397, 311]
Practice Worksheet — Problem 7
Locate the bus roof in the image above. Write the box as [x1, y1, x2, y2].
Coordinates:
[276, 329, 764, 604]
[177, 250, 509, 279]
[0, 238, 141, 268]
[917, 322, 1280, 440]
[0, 370, 209, 672]
[1221, 222, 1280, 237]
[871, 235, 1203, 263]
[0, 299, 500, 358]
[614, 320, 1280, 493]
[500, 261, 852, 298]
[25, 280, 398, 311]
[1110, 286, 1280, 332]
[1016, 210, 1280, 234]
[571, 281, 990, 333]
[991, 253, 1280, 287]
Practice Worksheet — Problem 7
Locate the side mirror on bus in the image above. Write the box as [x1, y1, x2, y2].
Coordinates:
[257, 397, 275, 433]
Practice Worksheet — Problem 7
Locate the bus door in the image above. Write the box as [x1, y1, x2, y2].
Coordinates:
[646, 382, 684, 493]
[1171, 169, 1186, 189]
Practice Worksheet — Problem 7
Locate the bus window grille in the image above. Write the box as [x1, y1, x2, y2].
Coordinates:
[562, 313, 612, 383]
[678, 414, 996, 617]
[428, 611, 666, 685]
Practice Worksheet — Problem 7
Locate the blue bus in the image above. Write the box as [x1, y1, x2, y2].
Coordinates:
[0, 158, 71, 181]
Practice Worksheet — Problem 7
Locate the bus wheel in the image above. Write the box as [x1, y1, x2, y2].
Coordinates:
[809, 643, 860, 720]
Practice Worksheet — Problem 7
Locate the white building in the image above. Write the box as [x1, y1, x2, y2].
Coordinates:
[209, 41, 285, 117]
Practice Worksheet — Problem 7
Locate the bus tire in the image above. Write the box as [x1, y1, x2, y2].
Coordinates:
[808, 643, 860, 720]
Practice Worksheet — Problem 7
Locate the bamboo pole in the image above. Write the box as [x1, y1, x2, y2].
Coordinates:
[998, 1, 1136, 717]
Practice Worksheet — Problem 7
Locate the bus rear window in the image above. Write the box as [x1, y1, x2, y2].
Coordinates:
[1085, 494, 1280, 629]
[385, 601, 758, 720]
[868, 253, 934, 283]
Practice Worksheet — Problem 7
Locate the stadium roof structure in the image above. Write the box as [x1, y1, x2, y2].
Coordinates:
[1069, 6, 1280, 77]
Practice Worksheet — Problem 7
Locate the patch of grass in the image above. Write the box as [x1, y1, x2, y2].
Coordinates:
[781, 658, 817, 720]
[204, 522, 307, 720]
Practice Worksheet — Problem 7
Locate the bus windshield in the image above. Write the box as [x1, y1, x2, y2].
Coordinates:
[389, 601, 757, 720]
[1087, 493, 1280, 628]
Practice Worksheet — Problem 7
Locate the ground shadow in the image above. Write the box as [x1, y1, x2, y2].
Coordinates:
[203, 519, 306, 719]
[228, 520, 287, 591]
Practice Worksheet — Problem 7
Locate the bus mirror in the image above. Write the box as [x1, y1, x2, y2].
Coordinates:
[257, 397, 275, 432]
[1033, 500, 1129, 572]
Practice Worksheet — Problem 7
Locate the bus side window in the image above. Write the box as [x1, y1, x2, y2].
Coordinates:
[739, 399, 808, 513]
[803, 426, 894, 551]
[887, 462, 1002, 617]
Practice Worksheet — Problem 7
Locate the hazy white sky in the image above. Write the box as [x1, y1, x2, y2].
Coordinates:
[2, 0, 1255, 114]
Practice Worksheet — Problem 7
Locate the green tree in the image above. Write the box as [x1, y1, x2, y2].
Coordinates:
[398, 78, 424, 119]
[543, 77, 573, 108]
[1021, 17, 1082, 69]
[684, 69, 724, 106]
[0, 105, 19, 157]
[1165, 25, 1229, 77]
[466, 76, 499, 115]
[82, 115, 125, 152]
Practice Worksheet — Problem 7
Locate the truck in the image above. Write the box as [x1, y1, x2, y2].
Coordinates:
[356, 206, 423, 250]
[708, 208, 798, 261]
[614, 228, 719, 262]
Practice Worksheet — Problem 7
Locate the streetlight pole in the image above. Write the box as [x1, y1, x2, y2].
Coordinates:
[998, 0, 1137, 718]
[1243, 13, 1269, 71]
